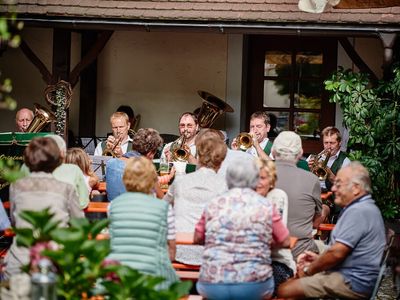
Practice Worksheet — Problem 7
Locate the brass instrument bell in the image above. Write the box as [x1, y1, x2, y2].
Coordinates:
[196, 90, 234, 128]
[102, 134, 123, 157]
[236, 132, 253, 151]
[170, 131, 190, 162]
[310, 149, 331, 180]
[26, 103, 56, 133]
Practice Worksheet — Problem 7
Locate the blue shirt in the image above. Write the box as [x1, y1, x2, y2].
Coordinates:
[330, 194, 386, 295]
[105, 151, 141, 201]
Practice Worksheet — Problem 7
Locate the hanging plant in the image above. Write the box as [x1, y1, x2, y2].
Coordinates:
[325, 67, 400, 219]
[45, 80, 72, 137]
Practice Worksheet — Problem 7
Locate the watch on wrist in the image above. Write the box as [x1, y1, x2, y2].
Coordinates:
[303, 266, 310, 276]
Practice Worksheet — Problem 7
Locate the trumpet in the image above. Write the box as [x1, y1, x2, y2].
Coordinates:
[102, 134, 123, 157]
[170, 131, 190, 162]
[310, 149, 331, 180]
[236, 132, 253, 151]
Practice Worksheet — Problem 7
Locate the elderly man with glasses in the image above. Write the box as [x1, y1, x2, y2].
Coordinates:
[277, 161, 386, 300]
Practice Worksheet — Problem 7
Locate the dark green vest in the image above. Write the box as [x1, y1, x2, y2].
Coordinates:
[325, 151, 348, 191]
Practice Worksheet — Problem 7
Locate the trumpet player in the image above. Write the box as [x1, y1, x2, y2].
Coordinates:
[307, 126, 350, 193]
[94, 112, 133, 157]
[232, 111, 273, 159]
[161, 112, 199, 163]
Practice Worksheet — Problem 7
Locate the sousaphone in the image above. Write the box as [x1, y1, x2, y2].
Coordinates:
[196, 90, 234, 128]
[26, 103, 56, 133]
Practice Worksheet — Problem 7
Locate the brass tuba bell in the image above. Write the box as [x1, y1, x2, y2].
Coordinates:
[26, 103, 56, 133]
[196, 90, 234, 128]
[236, 132, 253, 151]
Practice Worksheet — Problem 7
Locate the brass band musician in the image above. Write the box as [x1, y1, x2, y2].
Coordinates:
[161, 112, 199, 163]
[94, 112, 133, 157]
[15, 108, 34, 132]
[232, 111, 273, 158]
[307, 126, 350, 193]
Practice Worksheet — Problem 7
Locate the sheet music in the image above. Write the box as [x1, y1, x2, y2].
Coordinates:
[89, 155, 114, 179]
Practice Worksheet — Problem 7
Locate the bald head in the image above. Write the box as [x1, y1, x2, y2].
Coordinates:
[16, 108, 34, 132]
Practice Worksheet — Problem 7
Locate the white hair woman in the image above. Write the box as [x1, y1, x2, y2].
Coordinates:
[194, 159, 290, 300]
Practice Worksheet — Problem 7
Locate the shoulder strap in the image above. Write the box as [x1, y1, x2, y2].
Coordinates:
[263, 140, 273, 156]
[127, 141, 133, 152]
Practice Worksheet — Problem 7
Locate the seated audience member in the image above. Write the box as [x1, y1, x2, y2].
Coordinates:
[195, 159, 290, 300]
[163, 129, 227, 265]
[0, 200, 10, 230]
[256, 159, 296, 291]
[15, 108, 34, 132]
[106, 128, 164, 201]
[272, 131, 329, 260]
[94, 112, 132, 157]
[278, 162, 386, 300]
[20, 135, 90, 209]
[65, 147, 99, 195]
[161, 112, 199, 163]
[4, 137, 84, 279]
[108, 157, 178, 290]
[185, 129, 254, 178]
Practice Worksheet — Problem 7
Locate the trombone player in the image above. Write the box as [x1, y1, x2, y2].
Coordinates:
[94, 112, 133, 158]
[232, 111, 273, 158]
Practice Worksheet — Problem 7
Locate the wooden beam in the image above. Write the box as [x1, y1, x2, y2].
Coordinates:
[70, 30, 113, 88]
[52, 29, 71, 139]
[335, 0, 400, 8]
[338, 37, 379, 84]
[19, 40, 53, 84]
[79, 31, 99, 136]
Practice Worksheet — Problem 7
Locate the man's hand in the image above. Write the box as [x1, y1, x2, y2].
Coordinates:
[164, 146, 172, 161]
[297, 251, 318, 277]
[231, 137, 239, 150]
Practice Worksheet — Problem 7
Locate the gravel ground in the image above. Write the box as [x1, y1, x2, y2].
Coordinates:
[376, 267, 398, 300]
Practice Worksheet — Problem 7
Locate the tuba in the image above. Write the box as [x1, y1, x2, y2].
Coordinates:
[170, 131, 190, 162]
[310, 149, 331, 180]
[196, 90, 234, 128]
[236, 132, 253, 151]
[102, 134, 123, 157]
[26, 103, 56, 133]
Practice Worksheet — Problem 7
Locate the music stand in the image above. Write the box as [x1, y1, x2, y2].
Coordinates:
[89, 155, 113, 180]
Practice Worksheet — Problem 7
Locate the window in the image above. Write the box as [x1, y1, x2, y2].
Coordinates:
[246, 36, 337, 153]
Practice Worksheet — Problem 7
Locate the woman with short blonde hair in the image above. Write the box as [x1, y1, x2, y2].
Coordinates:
[108, 156, 178, 290]
[123, 157, 158, 194]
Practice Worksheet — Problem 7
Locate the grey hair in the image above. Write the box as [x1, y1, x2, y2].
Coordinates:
[45, 134, 67, 156]
[272, 150, 299, 162]
[347, 161, 372, 193]
[226, 159, 259, 189]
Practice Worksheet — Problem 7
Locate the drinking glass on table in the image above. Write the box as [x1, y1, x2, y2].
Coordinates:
[159, 158, 170, 189]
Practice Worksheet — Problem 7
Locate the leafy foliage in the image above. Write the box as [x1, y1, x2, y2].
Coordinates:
[14, 209, 191, 300]
[325, 67, 400, 219]
[0, 0, 23, 110]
